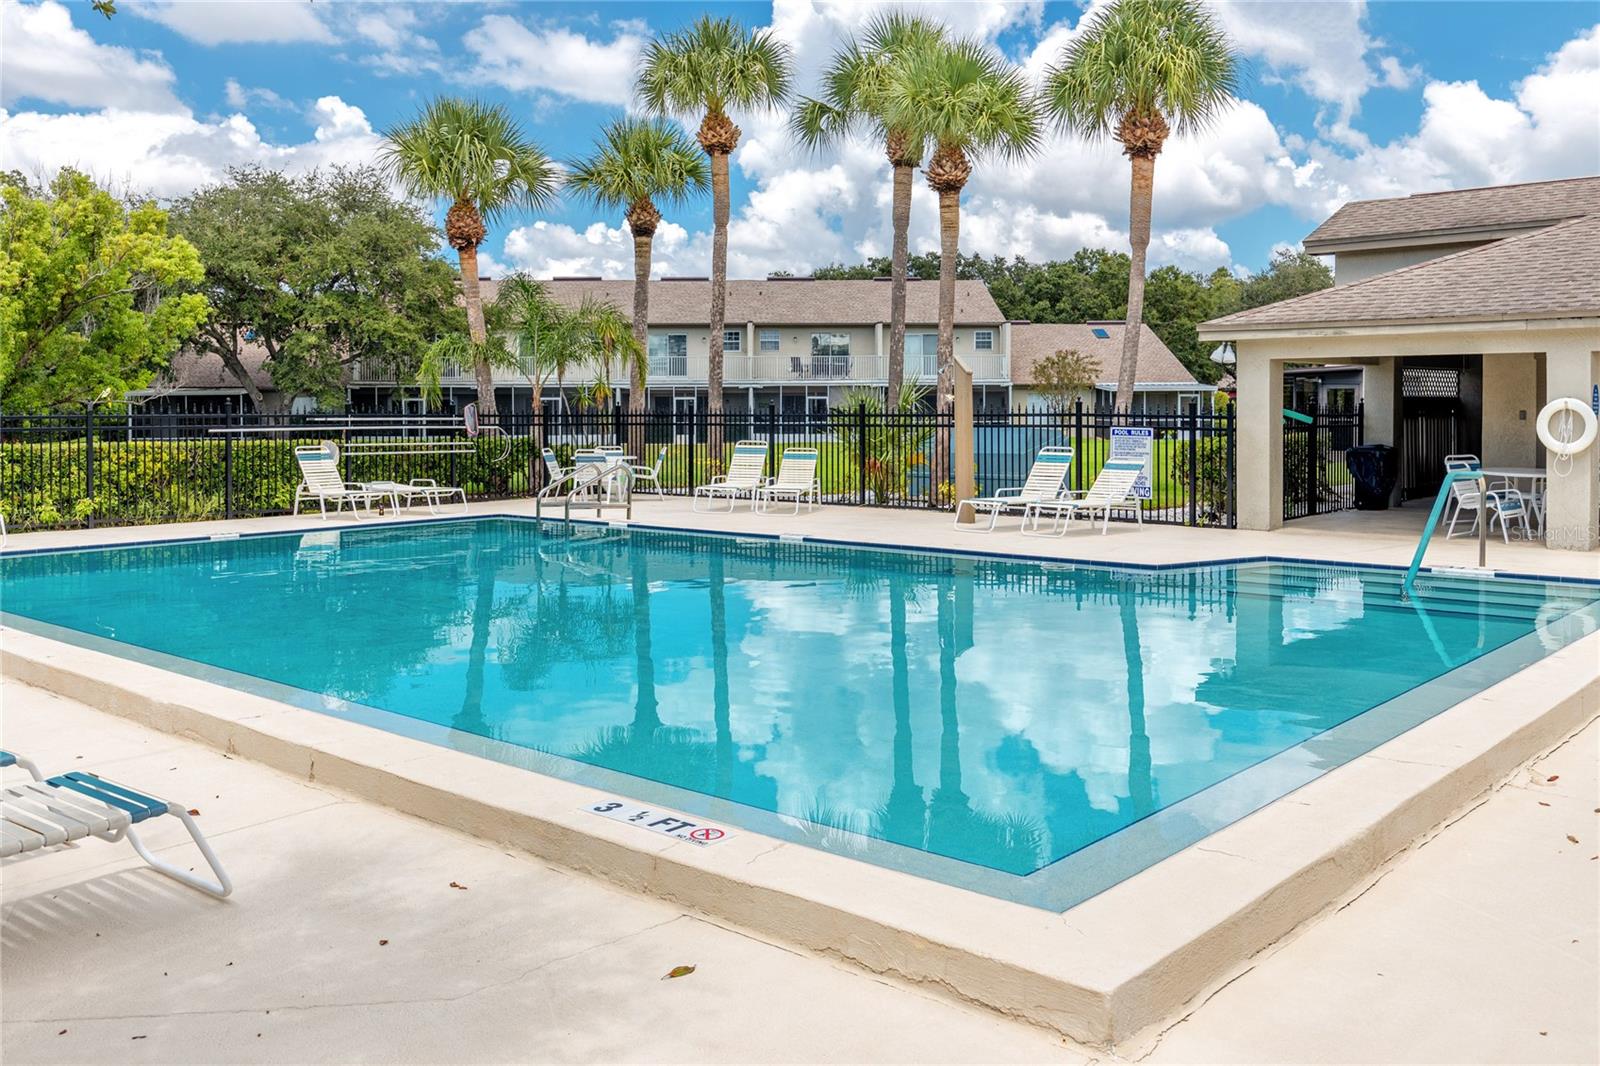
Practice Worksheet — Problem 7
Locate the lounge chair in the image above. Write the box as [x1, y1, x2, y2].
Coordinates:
[630, 446, 669, 495]
[1022, 459, 1146, 536]
[292, 443, 387, 520]
[693, 441, 769, 512]
[1441, 456, 1526, 540]
[0, 750, 232, 897]
[953, 446, 1074, 532]
[372, 479, 469, 515]
[755, 446, 820, 514]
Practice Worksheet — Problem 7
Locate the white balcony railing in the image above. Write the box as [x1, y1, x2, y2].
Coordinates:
[352, 350, 1010, 389]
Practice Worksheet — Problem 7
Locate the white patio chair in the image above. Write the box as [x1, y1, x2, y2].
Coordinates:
[383, 479, 469, 515]
[292, 442, 387, 520]
[693, 441, 769, 512]
[1, 750, 232, 897]
[541, 447, 566, 488]
[630, 446, 669, 496]
[755, 447, 820, 515]
[1442, 456, 1520, 539]
[1023, 459, 1147, 536]
[953, 446, 1075, 532]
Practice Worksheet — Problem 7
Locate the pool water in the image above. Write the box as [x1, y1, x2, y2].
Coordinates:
[4, 518, 1597, 908]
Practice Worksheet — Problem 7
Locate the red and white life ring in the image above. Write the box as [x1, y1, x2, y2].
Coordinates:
[1536, 398, 1597, 459]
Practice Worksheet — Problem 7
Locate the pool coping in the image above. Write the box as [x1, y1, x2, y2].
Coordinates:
[3, 523, 1597, 1051]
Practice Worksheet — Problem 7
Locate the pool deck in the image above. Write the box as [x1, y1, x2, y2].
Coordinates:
[2, 500, 1598, 1062]
[3, 680, 1594, 1064]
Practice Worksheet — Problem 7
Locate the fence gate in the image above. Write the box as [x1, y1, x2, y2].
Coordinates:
[1399, 367, 1474, 501]
[1281, 403, 1364, 522]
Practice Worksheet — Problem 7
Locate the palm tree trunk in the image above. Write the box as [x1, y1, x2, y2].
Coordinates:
[709, 549, 732, 798]
[888, 162, 914, 397]
[458, 244, 496, 417]
[883, 572, 922, 845]
[629, 547, 660, 740]
[1115, 153, 1156, 414]
[934, 187, 960, 415]
[455, 540, 496, 739]
[630, 232, 652, 415]
[1119, 581, 1154, 814]
[708, 149, 730, 461]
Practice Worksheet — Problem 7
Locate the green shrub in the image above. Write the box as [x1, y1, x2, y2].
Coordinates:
[0, 436, 541, 531]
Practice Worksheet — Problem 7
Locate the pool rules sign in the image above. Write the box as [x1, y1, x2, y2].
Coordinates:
[1109, 426, 1155, 500]
[586, 799, 732, 846]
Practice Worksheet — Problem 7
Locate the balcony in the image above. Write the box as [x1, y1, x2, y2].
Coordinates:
[908, 353, 1009, 382]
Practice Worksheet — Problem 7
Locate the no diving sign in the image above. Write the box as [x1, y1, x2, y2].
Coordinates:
[586, 799, 732, 847]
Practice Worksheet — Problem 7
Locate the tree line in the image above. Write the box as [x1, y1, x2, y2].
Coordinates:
[4, 0, 1263, 419]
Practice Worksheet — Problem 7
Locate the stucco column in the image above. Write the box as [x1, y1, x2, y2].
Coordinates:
[1541, 340, 1599, 552]
[1480, 353, 1538, 467]
[1360, 358, 1404, 506]
[1235, 346, 1284, 531]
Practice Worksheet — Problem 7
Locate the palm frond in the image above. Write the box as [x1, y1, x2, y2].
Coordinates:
[565, 118, 709, 212]
[881, 36, 1042, 163]
[636, 15, 793, 121]
[380, 97, 559, 221]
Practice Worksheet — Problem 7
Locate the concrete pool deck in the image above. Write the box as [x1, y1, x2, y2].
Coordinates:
[2, 501, 1598, 1058]
[3, 680, 1594, 1064]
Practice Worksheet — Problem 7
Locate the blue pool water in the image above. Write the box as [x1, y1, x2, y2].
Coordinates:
[3, 518, 1597, 908]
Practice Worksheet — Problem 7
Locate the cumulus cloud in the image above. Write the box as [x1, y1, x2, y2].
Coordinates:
[1, 0, 181, 112]
[464, 15, 647, 107]
[351, 6, 444, 77]
[129, 0, 335, 46]
[223, 78, 290, 112]
[0, 96, 385, 199]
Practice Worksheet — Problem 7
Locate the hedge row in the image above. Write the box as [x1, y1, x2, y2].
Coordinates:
[0, 437, 541, 530]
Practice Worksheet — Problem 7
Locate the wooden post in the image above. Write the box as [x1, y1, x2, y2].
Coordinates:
[952, 355, 976, 522]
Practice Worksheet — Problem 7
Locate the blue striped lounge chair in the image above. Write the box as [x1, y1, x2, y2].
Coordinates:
[954, 446, 1075, 532]
[693, 441, 770, 513]
[754, 447, 820, 515]
[1, 750, 232, 897]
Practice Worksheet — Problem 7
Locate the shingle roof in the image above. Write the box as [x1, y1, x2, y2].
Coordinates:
[141, 344, 274, 392]
[1009, 322, 1200, 387]
[1203, 213, 1600, 332]
[480, 278, 1005, 325]
[1304, 175, 1600, 250]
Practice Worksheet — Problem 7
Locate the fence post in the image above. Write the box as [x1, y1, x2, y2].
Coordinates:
[1186, 406, 1198, 527]
[1072, 399, 1084, 494]
[224, 425, 235, 520]
[856, 404, 868, 505]
[1226, 404, 1237, 529]
[1356, 399, 1365, 446]
[765, 403, 777, 480]
[1306, 407, 1320, 518]
[83, 405, 96, 527]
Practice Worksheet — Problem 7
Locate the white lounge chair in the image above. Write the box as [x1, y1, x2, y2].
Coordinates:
[953, 446, 1075, 532]
[1023, 458, 1146, 536]
[1, 750, 232, 897]
[693, 441, 769, 512]
[292, 443, 387, 519]
[1441, 456, 1525, 540]
[372, 479, 469, 515]
[630, 446, 668, 495]
[755, 447, 820, 514]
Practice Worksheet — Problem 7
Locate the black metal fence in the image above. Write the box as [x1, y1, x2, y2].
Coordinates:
[1281, 404, 1364, 521]
[1, 405, 1236, 532]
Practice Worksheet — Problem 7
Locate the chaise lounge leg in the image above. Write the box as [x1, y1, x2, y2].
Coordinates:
[113, 806, 232, 898]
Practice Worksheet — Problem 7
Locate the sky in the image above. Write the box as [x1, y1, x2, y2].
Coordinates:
[3, 0, 1598, 281]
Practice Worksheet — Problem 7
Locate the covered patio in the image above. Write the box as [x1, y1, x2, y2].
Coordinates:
[1201, 212, 1600, 554]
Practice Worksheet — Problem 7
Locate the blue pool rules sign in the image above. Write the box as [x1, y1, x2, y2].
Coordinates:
[1109, 426, 1154, 500]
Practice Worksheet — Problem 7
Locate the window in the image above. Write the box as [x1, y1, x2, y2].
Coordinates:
[904, 333, 939, 377]
[759, 329, 780, 352]
[974, 330, 994, 351]
[648, 333, 688, 377]
[810, 333, 850, 379]
[1091, 327, 1110, 339]
[723, 329, 743, 353]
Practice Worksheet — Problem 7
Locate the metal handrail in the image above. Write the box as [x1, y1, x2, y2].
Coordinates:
[1402, 469, 1489, 595]
[536, 463, 633, 524]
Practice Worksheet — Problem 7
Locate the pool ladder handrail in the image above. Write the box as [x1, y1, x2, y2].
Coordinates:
[1401, 469, 1489, 596]
[535, 463, 633, 525]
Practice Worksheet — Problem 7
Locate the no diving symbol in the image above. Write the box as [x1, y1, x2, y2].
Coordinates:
[689, 826, 725, 843]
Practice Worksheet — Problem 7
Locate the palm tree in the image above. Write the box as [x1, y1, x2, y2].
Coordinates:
[1044, 0, 1239, 412]
[381, 97, 558, 416]
[883, 39, 1040, 415]
[792, 14, 944, 395]
[576, 297, 649, 414]
[637, 16, 792, 457]
[566, 119, 709, 414]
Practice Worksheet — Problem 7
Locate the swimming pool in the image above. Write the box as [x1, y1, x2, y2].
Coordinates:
[4, 517, 1597, 909]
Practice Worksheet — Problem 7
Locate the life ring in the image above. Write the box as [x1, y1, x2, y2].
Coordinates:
[1535, 398, 1597, 458]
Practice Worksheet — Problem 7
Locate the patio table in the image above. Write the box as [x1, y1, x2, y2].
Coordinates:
[1479, 466, 1547, 538]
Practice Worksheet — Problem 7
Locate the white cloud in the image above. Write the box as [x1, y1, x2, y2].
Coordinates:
[1, 1, 181, 113]
[0, 96, 384, 199]
[349, 5, 443, 77]
[1378, 55, 1421, 90]
[129, 0, 335, 46]
[464, 16, 646, 107]
[223, 77, 290, 112]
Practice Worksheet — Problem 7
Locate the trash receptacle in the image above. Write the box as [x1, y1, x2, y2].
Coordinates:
[1346, 444, 1398, 510]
